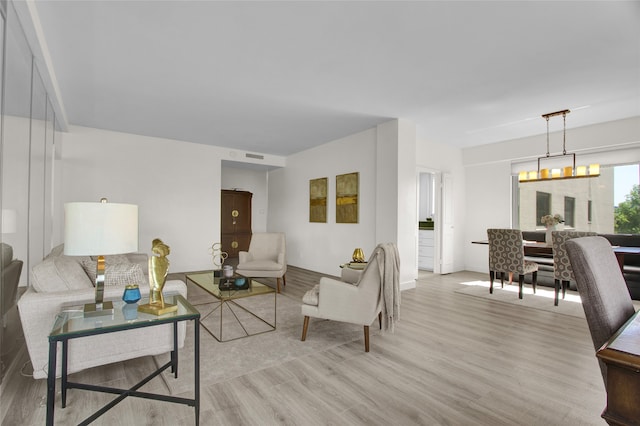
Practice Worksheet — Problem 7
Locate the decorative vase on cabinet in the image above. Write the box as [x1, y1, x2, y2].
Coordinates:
[545, 225, 556, 246]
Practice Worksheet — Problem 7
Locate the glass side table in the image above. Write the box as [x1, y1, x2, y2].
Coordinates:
[46, 293, 200, 426]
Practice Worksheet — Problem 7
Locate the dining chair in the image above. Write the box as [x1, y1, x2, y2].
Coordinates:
[551, 230, 597, 306]
[487, 229, 538, 299]
[566, 236, 636, 388]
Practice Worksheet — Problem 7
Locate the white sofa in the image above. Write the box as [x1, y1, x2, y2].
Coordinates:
[18, 245, 188, 380]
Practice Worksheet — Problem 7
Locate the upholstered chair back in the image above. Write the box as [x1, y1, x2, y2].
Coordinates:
[566, 236, 636, 387]
[246, 232, 285, 261]
[487, 229, 526, 274]
[551, 231, 597, 282]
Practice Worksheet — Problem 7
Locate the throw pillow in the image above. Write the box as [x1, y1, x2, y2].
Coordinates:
[44, 243, 65, 260]
[81, 260, 146, 287]
[31, 256, 94, 292]
[90, 254, 130, 264]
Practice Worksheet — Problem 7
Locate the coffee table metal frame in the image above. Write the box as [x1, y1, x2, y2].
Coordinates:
[46, 294, 200, 426]
[186, 272, 276, 342]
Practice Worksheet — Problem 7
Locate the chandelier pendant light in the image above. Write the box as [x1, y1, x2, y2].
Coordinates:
[519, 109, 600, 182]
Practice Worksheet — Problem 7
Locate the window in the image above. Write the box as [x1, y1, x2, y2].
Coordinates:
[515, 163, 639, 233]
[564, 197, 575, 227]
[536, 191, 551, 226]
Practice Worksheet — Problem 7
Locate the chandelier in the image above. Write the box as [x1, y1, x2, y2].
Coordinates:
[519, 109, 600, 182]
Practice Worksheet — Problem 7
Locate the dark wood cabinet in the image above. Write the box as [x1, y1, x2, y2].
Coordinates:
[221, 190, 252, 258]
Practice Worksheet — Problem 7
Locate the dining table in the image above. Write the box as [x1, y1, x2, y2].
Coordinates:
[472, 239, 640, 273]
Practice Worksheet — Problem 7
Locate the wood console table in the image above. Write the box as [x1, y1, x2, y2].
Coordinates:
[597, 309, 640, 426]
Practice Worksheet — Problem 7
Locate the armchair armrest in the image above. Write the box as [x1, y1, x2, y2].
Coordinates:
[238, 251, 252, 263]
[340, 267, 362, 284]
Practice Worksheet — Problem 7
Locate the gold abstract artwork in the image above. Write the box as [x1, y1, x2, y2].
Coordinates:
[336, 172, 359, 223]
[309, 177, 328, 223]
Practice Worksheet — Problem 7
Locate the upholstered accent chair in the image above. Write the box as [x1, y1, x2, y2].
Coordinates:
[1, 243, 23, 326]
[487, 229, 538, 299]
[566, 236, 636, 387]
[236, 232, 287, 293]
[301, 243, 400, 352]
[551, 230, 597, 306]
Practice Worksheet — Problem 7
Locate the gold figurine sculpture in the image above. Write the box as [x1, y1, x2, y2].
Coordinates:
[138, 238, 178, 315]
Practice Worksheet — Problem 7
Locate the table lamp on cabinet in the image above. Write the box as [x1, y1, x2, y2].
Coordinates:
[64, 199, 138, 317]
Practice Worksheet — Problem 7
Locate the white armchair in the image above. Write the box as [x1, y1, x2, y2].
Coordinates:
[236, 232, 287, 293]
[301, 243, 400, 352]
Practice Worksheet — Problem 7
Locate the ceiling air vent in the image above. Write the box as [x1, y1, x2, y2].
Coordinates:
[245, 153, 264, 160]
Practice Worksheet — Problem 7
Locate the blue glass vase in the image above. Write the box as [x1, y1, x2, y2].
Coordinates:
[122, 284, 141, 304]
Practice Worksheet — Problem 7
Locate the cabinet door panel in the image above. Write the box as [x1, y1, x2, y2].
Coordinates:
[221, 190, 252, 257]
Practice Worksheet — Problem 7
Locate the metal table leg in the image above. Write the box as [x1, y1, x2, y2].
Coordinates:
[46, 339, 57, 426]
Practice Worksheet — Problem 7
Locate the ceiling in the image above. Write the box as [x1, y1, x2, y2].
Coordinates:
[29, 1, 640, 156]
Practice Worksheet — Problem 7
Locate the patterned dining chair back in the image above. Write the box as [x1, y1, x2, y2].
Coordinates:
[487, 228, 538, 299]
[551, 231, 597, 282]
[487, 228, 526, 274]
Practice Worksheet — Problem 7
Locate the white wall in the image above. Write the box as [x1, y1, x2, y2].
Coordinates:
[59, 125, 285, 273]
[221, 165, 269, 233]
[268, 127, 378, 276]
[268, 119, 418, 289]
[462, 116, 640, 274]
[376, 119, 418, 288]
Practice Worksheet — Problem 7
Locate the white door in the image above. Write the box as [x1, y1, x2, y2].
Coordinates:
[435, 172, 454, 274]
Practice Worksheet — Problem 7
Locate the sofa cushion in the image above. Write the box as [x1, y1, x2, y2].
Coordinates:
[303, 284, 320, 306]
[31, 256, 93, 292]
[81, 261, 146, 287]
[236, 260, 282, 271]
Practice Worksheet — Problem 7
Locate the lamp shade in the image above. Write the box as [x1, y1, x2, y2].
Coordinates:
[64, 202, 138, 256]
[1, 209, 17, 234]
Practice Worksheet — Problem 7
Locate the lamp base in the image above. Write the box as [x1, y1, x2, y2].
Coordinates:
[137, 302, 178, 316]
[83, 301, 115, 318]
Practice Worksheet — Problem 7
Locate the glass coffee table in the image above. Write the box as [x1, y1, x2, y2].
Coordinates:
[186, 272, 276, 342]
[46, 294, 200, 426]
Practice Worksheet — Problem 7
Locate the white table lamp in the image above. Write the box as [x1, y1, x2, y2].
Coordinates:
[64, 199, 138, 317]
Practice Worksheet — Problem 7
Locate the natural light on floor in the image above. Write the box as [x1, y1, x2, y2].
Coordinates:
[460, 280, 583, 304]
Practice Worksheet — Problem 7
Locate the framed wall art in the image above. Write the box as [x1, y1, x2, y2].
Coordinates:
[336, 172, 359, 223]
[309, 177, 328, 223]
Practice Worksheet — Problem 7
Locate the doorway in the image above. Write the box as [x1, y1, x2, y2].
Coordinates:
[418, 172, 435, 271]
[417, 169, 454, 274]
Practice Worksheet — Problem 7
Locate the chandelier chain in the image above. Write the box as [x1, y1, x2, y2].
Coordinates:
[546, 116, 550, 157]
[562, 111, 567, 155]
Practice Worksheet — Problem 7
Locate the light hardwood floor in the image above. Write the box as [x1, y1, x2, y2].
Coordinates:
[1, 268, 607, 425]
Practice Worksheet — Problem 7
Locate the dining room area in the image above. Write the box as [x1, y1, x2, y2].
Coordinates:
[464, 140, 640, 424]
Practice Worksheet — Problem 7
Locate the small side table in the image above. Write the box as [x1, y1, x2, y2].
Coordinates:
[46, 294, 200, 426]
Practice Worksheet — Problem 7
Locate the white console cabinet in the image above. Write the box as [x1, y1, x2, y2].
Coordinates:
[418, 230, 434, 271]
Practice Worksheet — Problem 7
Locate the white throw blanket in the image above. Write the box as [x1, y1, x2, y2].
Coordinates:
[370, 243, 401, 332]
